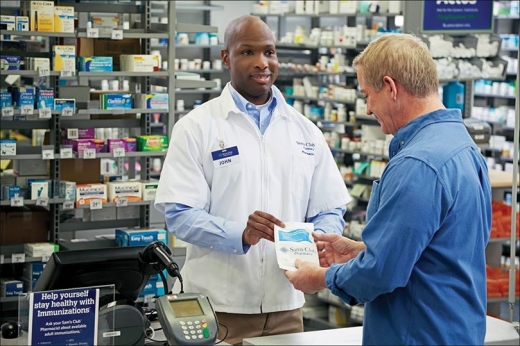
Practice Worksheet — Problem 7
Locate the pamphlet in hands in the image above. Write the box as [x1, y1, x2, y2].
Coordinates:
[274, 222, 319, 271]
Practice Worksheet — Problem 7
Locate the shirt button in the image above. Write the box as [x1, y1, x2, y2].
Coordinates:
[233, 249, 237, 253]
[400, 141, 405, 145]
[210, 246, 213, 249]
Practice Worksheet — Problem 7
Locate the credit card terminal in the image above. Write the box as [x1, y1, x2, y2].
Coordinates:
[155, 293, 218, 345]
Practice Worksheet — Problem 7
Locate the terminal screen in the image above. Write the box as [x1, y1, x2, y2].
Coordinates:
[170, 299, 203, 317]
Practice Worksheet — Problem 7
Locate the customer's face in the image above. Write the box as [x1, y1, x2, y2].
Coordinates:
[221, 19, 278, 105]
[357, 67, 396, 135]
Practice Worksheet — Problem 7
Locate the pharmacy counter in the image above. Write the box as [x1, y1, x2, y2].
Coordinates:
[243, 315, 519, 345]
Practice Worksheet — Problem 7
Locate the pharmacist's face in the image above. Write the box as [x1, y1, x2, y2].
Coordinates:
[221, 20, 278, 105]
[357, 68, 396, 135]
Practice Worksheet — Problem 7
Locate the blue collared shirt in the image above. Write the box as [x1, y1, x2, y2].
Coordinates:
[228, 83, 277, 135]
[325, 109, 491, 345]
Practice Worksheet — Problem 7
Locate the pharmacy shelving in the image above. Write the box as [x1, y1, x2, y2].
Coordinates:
[0, 0, 219, 317]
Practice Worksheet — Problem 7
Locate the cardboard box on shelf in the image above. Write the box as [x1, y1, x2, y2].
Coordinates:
[60, 159, 101, 184]
[77, 38, 141, 69]
[0, 206, 49, 245]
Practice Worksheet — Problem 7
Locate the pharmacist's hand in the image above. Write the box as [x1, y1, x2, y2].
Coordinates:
[242, 211, 285, 246]
[284, 259, 327, 294]
[313, 232, 366, 267]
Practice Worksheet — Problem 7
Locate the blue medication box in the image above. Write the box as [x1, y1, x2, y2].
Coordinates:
[0, 279, 24, 297]
[0, 55, 20, 70]
[36, 89, 54, 109]
[78, 56, 113, 72]
[2, 185, 21, 200]
[100, 93, 133, 110]
[0, 92, 12, 108]
[115, 228, 167, 247]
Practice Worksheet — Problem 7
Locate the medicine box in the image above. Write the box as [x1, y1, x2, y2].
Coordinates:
[120, 55, 159, 72]
[64, 139, 104, 156]
[0, 139, 16, 155]
[61, 128, 95, 140]
[91, 15, 119, 35]
[12, 88, 35, 110]
[2, 185, 21, 200]
[139, 279, 165, 297]
[21, 1, 55, 32]
[29, 180, 49, 199]
[0, 16, 15, 31]
[15, 16, 29, 31]
[0, 279, 24, 297]
[141, 181, 158, 201]
[0, 55, 20, 70]
[107, 181, 142, 203]
[59, 181, 76, 200]
[24, 242, 59, 258]
[115, 228, 167, 247]
[100, 93, 133, 110]
[107, 138, 137, 153]
[52, 45, 76, 72]
[134, 93, 169, 110]
[78, 56, 113, 72]
[136, 135, 169, 152]
[54, 98, 75, 112]
[36, 89, 54, 109]
[28, 57, 50, 72]
[23, 262, 46, 281]
[76, 183, 107, 207]
[0, 92, 12, 108]
[54, 6, 74, 33]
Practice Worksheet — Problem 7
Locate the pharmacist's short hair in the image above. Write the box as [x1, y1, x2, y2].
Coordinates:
[352, 34, 439, 98]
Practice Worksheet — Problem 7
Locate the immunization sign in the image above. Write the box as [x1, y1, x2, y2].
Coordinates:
[423, 1, 494, 32]
[29, 288, 99, 345]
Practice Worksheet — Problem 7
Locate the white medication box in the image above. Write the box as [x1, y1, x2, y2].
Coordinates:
[54, 6, 74, 33]
[107, 181, 142, 202]
[53, 45, 76, 72]
[76, 183, 107, 207]
[141, 181, 158, 201]
[22, 1, 55, 32]
[24, 242, 58, 258]
[120, 55, 159, 72]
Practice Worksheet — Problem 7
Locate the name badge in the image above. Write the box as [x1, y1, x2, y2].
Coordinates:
[211, 146, 240, 168]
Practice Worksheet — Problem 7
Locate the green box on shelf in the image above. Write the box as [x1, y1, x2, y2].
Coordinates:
[136, 135, 168, 152]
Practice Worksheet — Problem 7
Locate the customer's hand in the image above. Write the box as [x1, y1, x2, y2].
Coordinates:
[242, 211, 285, 245]
[313, 232, 366, 267]
[284, 259, 328, 294]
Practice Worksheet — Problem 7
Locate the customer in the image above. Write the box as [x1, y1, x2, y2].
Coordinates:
[285, 33, 492, 345]
[155, 15, 351, 345]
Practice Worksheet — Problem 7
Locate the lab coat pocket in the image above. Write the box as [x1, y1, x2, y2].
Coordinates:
[366, 179, 380, 221]
[291, 155, 315, 201]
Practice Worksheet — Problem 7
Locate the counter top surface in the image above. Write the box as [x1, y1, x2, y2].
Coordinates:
[243, 315, 519, 345]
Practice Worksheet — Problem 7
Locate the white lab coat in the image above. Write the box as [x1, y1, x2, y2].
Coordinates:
[155, 83, 351, 313]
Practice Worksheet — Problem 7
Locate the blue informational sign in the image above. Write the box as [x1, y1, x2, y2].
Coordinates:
[422, 0, 494, 33]
[29, 288, 99, 346]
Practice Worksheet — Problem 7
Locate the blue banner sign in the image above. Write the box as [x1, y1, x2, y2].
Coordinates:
[423, 0, 493, 32]
[29, 288, 99, 346]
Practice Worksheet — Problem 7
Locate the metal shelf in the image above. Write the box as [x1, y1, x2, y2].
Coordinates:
[1, 154, 45, 160]
[60, 219, 140, 232]
[474, 93, 517, 99]
[254, 11, 401, 18]
[0, 119, 51, 130]
[284, 94, 356, 105]
[176, 23, 218, 33]
[0, 198, 67, 206]
[68, 2, 142, 14]
[175, 44, 224, 49]
[76, 200, 154, 209]
[176, 4, 224, 11]
[61, 118, 141, 128]
[77, 29, 168, 39]
[77, 108, 168, 115]
[175, 79, 218, 89]
[175, 89, 221, 95]
[78, 71, 169, 77]
[0, 30, 76, 38]
[74, 151, 167, 159]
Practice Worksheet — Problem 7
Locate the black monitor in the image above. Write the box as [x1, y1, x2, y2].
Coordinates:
[33, 246, 157, 302]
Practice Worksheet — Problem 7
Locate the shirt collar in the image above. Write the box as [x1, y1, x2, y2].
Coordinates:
[228, 83, 277, 115]
[389, 108, 463, 159]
